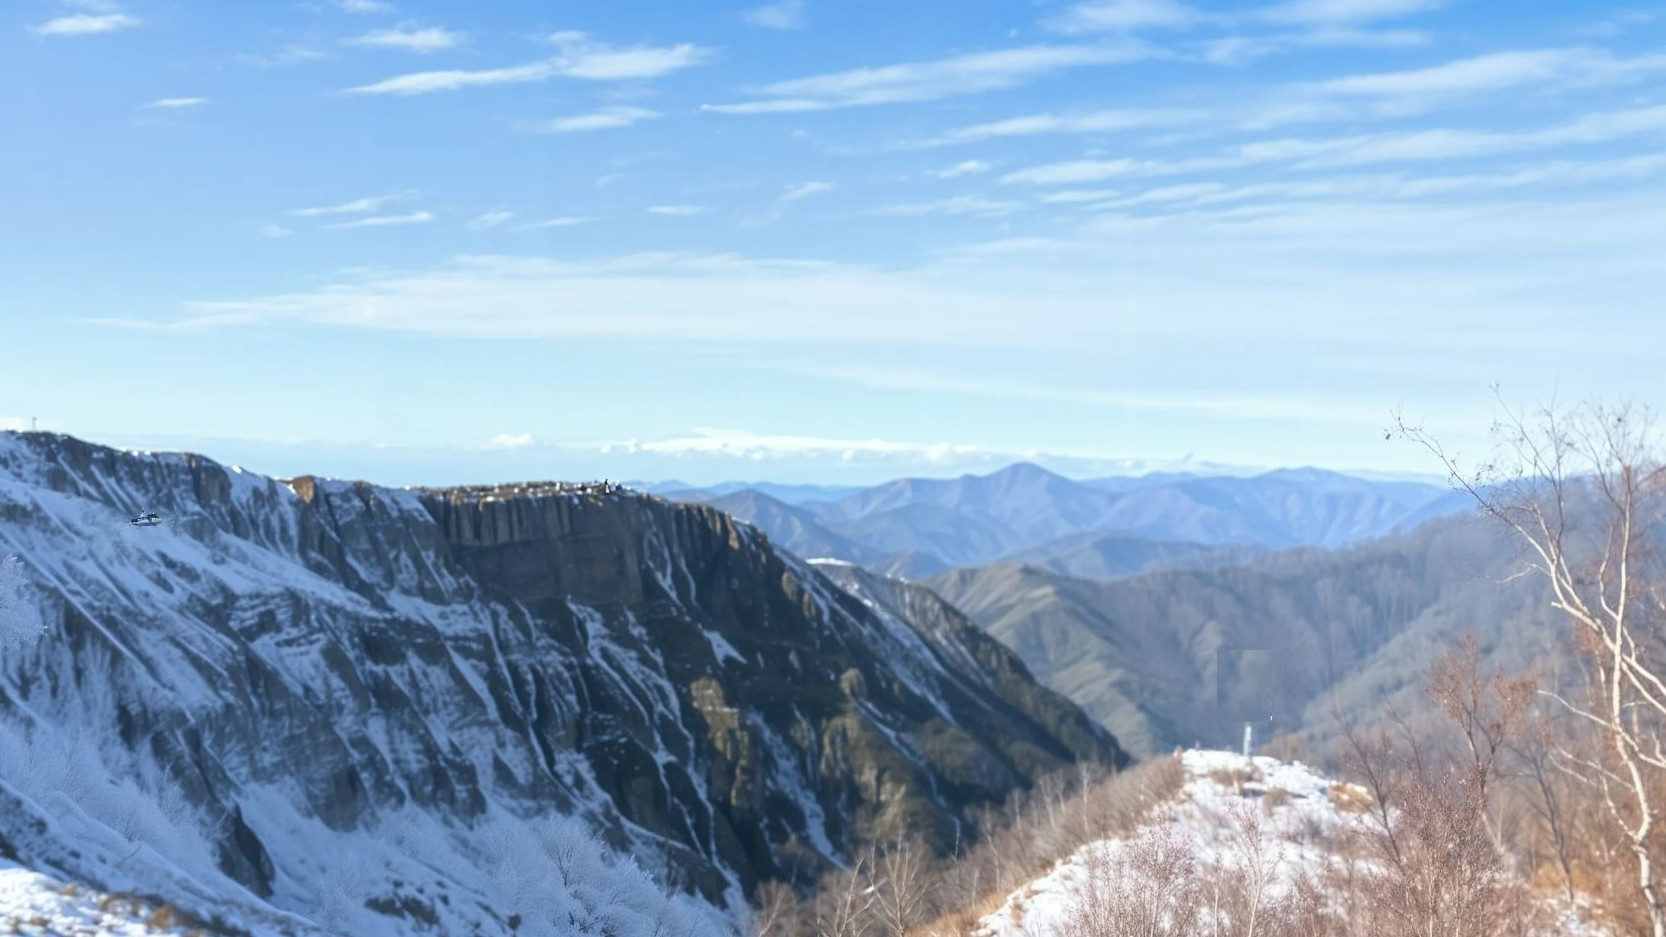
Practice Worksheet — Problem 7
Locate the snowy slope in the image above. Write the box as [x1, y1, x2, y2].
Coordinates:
[0, 431, 1116, 936]
[979, 750, 1606, 937]
[980, 751, 1357, 937]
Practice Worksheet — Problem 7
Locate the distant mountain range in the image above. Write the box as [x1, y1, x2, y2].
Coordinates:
[648, 462, 1468, 580]
[925, 510, 1571, 760]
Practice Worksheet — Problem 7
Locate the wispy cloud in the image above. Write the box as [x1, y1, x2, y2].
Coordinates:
[1000, 101, 1666, 183]
[648, 205, 705, 216]
[142, 97, 207, 109]
[923, 107, 1201, 145]
[1258, 0, 1445, 26]
[703, 42, 1156, 113]
[872, 195, 1022, 217]
[346, 23, 461, 53]
[1002, 156, 1236, 185]
[1197, 26, 1428, 66]
[1311, 47, 1666, 100]
[781, 181, 835, 201]
[516, 216, 600, 229]
[288, 191, 415, 217]
[325, 210, 433, 229]
[468, 211, 514, 231]
[261, 224, 293, 239]
[798, 364, 1378, 424]
[32, 10, 139, 36]
[1046, 0, 1207, 33]
[520, 106, 661, 133]
[742, 0, 806, 30]
[335, 0, 393, 12]
[930, 160, 993, 178]
[343, 32, 710, 95]
[488, 432, 535, 448]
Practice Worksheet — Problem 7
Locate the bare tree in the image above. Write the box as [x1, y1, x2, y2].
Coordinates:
[870, 839, 929, 937]
[1508, 713, 1579, 903]
[744, 881, 806, 937]
[1426, 635, 1536, 850]
[815, 853, 875, 937]
[1400, 401, 1666, 937]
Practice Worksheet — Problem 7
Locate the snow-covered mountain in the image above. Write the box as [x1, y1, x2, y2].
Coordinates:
[0, 431, 1118, 936]
[978, 750, 1604, 937]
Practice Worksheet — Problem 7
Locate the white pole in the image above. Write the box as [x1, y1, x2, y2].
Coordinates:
[1242, 723, 1253, 758]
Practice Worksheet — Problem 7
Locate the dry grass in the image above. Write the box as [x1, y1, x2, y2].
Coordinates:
[1327, 783, 1372, 815]
[1205, 765, 1260, 793]
[147, 903, 177, 930]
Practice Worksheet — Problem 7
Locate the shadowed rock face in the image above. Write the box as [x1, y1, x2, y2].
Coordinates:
[0, 432, 1120, 926]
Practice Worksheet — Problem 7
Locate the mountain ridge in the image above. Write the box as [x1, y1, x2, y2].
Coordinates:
[0, 431, 1119, 935]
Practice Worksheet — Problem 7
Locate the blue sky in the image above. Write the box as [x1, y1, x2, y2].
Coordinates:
[3, 0, 1665, 485]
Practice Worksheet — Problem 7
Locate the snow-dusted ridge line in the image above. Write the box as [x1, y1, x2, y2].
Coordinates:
[978, 750, 1609, 937]
[0, 430, 1115, 936]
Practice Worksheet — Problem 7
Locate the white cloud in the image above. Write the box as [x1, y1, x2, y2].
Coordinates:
[742, 0, 806, 30]
[488, 433, 535, 448]
[781, 181, 835, 201]
[542, 31, 712, 80]
[1258, 0, 1443, 25]
[623, 428, 1000, 464]
[287, 191, 415, 216]
[930, 160, 993, 178]
[142, 97, 207, 109]
[1197, 26, 1428, 65]
[261, 224, 293, 239]
[344, 32, 710, 94]
[924, 107, 1201, 145]
[1267, 103, 1666, 169]
[468, 211, 514, 231]
[336, 0, 394, 12]
[105, 183, 1666, 388]
[1002, 155, 1240, 185]
[347, 24, 461, 53]
[1038, 188, 1122, 203]
[999, 102, 1666, 183]
[873, 195, 1022, 217]
[797, 365, 1379, 424]
[1084, 155, 1666, 211]
[703, 42, 1155, 113]
[325, 210, 433, 229]
[1312, 48, 1666, 99]
[648, 205, 705, 216]
[1046, 0, 1206, 33]
[32, 12, 139, 36]
[521, 106, 661, 133]
[517, 216, 600, 229]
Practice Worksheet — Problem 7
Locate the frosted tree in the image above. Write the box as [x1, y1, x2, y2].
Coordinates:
[0, 554, 47, 648]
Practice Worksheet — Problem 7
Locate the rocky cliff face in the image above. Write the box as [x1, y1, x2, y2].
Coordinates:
[0, 432, 1120, 936]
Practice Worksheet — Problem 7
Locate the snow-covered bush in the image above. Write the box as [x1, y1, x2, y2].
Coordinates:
[480, 815, 716, 937]
[0, 554, 48, 648]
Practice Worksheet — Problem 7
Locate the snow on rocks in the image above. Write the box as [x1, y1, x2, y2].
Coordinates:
[979, 750, 1368, 937]
[0, 861, 205, 936]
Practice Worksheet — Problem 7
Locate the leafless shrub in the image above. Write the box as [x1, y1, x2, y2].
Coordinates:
[1060, 823, 1201, 937]
[813, 853, 874, 937]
